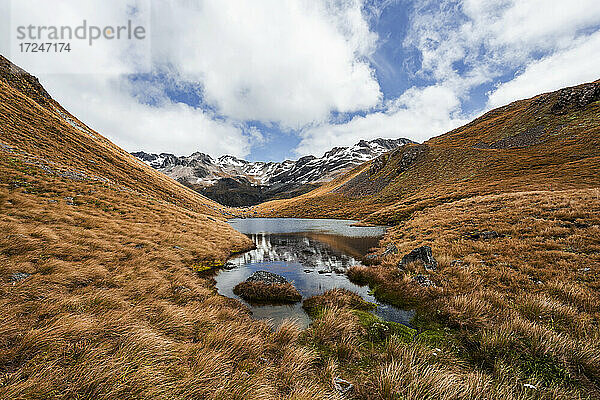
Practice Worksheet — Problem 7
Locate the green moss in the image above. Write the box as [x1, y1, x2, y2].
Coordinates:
[519, 353, 572, 386]
[353, 310, 416, 343]
[191, 260, 224, 272]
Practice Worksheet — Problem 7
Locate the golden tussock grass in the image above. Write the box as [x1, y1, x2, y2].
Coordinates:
[0, 58, 344, 399]
[336, 188, 600, 398]
[233, 281, 302, 304]
[302, 288, 376, 316]
[2, 56, 600, 399]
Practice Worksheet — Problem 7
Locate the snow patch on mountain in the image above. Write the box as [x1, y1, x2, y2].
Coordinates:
[132, 138, 415, 189]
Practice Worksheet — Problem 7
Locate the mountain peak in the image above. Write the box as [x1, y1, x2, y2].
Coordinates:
[132, 137, 415, 206]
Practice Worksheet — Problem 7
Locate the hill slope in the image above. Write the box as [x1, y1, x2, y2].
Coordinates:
[256, 80, 600, 223]
[0, 56, 346, 398]
[250, 80, 600, 398]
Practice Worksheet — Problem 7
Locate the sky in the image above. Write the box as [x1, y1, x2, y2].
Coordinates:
[2, 0, 600, 162]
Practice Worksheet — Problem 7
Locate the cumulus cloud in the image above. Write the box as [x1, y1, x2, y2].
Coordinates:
[405, 0, 600, 86]
[296, 0, 600, 156]
[151, 0, 381, 128]
[2, 0, 381, 157]
[487, 31, 600, 108]
[45, 75, 251, 157]
[296, 85, 469, 155]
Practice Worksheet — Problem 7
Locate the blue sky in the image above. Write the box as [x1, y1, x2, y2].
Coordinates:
[7, 0, 600, 161]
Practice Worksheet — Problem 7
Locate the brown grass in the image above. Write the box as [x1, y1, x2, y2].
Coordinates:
[233, 281, 302, 304]
[302, 288, 376, 316]
[0, 57, 344, 399]
[338, 188, 600, 398]
[2, 56, 600, 399]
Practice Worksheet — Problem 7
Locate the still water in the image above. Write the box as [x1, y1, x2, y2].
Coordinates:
[216, 218, 414, 328]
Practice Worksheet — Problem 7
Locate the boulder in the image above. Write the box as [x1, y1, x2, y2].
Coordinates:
[9, 272, 31, 284]
[467, 230, 503, 240]
[246, 270, 288, 285]
[413, 274, 435, 287]
[333, 377, 354, 396]
[399, 246, 438, 271]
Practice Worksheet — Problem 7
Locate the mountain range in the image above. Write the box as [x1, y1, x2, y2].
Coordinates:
[132, 138, 414, 206]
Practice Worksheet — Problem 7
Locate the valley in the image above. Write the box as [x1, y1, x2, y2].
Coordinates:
[1, 53, 600, 400]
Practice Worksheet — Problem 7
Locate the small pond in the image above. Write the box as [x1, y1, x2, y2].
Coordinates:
[215, 218, 414, 328]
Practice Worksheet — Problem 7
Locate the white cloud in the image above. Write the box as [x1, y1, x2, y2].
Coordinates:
[2, 0, 381, 157]
[296, 85, 469, 155]
[463, 0, 600, 49]
[487, 31, 600, 108]
[43, 75, 251, 157]
[406, 0, 600, 85]
[151, 0, 381, 128]
[297, 0, 600, 157]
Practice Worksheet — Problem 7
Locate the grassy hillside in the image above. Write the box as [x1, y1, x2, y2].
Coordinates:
[2, 54, 600, 400]
[250, 80, 600, 399]
[0, 56, 350, 399]
[256, 80, 600, 223]
[336, 188, 600, 399]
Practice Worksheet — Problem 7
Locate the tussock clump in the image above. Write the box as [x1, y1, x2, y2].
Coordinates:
[305, 307, 365, 347]
[233, 281, 302, 304]
[302, 288, 376, 317]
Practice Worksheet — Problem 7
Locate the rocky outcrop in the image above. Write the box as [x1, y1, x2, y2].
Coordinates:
[0, 55, 52, 109]
[9, 272, 31, 284]
[395, 144, 428, 175]
[551, 81, 600, 114]
[473, 126, 547, 149]
[381, 243, 399, 257]
[467, 230, 504, 240]
[369, 153, 389, 176]
[413, 274, 435, 287]
[399, 246, 438, 271]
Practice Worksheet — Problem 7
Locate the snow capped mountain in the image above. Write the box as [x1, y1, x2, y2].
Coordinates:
[132, 138, 415, 206]
[269, 138, 413, 185]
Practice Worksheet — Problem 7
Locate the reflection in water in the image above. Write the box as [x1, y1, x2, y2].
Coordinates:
[216, 218, 414, 329]
[228, 234, 378, 273]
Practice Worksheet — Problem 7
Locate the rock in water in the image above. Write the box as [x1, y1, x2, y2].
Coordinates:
[399, 246, 438, 271]
[246, 270, 288, 285]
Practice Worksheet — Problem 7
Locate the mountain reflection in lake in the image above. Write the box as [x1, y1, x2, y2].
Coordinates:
[216, 218, 414, 329]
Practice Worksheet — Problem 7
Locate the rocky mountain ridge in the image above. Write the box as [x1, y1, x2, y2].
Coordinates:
[133, 138, 415, 206]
